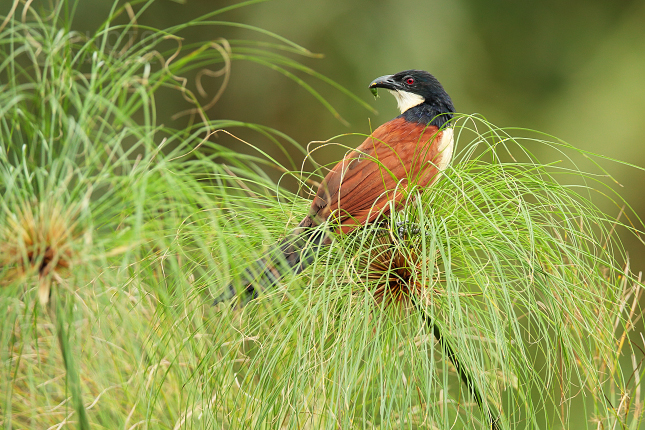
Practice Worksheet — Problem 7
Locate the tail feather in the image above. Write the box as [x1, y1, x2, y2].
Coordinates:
[213, 224, 326, 306]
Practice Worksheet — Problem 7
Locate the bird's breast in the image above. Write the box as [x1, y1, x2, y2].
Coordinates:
[434, 127, 454, 172]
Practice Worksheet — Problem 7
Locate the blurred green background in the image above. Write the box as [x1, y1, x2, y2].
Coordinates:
[48, 0, 645, 267]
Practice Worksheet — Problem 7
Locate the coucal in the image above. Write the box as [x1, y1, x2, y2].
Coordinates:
[214, 69, 455, 304]
[214, 71, 500, 428]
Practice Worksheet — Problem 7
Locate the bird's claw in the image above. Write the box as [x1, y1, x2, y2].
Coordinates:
[396, 221, 421, 237]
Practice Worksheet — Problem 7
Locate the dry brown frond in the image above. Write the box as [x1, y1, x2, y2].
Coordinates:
[0, 199, 85, 305]
[355, 232, 439, 308]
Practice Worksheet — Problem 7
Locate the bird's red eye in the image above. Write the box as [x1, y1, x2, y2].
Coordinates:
[406, 77, 415, 85]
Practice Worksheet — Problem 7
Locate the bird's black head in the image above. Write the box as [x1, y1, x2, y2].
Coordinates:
[369, 70, 455, 128]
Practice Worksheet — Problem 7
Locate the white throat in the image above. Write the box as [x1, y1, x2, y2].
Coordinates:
[388, 90, 425, 114]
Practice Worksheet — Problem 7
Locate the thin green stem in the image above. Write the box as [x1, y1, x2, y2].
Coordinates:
[411, 294, 501, 430]
[52, 290, 90, 430]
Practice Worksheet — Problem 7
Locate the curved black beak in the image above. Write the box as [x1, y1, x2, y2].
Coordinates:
[369, 74, 398, 91]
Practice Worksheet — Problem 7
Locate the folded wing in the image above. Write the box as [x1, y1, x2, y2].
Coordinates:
[306, 118, 451, 233]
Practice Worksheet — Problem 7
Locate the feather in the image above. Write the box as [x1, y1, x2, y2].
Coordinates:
[215, 118, 453, 305]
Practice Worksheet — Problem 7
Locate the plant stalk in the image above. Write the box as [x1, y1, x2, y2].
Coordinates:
[411, 296, 501, 430]
[51, 286, 90, 430]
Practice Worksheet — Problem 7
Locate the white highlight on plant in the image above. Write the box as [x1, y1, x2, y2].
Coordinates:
[388, 89, 425, 114]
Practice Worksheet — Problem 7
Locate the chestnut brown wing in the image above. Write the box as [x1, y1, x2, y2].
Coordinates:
[306, 118, 445, 233]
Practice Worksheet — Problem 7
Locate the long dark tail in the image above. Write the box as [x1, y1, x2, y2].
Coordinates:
[213, 221, 327, 306]
[411, 296, 501, 430]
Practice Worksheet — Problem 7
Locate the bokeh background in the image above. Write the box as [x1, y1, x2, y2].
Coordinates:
[69, 0, 645, 268]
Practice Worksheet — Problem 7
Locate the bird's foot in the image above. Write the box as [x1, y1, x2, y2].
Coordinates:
[396, 221, 422, 238]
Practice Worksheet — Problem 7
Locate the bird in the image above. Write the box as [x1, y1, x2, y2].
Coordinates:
[213, 71, 501, 428]
[213, 69, 455, 305]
